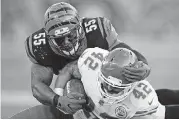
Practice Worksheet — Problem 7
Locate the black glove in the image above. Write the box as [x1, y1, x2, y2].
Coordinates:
[122, 61, 151, 82]
[55, 93, 86, 114]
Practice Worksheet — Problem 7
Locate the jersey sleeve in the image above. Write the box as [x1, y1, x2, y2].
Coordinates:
[98, 17, 123, 50]
[25, 36, 38, 64]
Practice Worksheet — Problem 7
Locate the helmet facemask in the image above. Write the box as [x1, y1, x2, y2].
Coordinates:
[48, 24, 86, 59]
[98, 71, 136, 101]
[98, 48, 138, 102]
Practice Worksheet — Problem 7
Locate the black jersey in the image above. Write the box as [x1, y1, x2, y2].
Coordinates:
[25, 17, 120, 75]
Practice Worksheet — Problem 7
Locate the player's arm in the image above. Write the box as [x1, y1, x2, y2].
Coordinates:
[31, 63, 56, 105]
[54, 60, 79, 93]
[25, 36, 56, 106]
[25, 36, 85, 114]
[54, 60, 86, 114]
[100, 17, 150, 81]
[100, 17, 148, 64]
[31, 62, 85, 114]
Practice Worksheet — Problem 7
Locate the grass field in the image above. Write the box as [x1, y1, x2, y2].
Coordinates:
[1, 35, 179, 118]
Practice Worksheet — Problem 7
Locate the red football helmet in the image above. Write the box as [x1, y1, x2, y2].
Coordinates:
[44, 2, 86, 59]
[98, 48, 138, 101]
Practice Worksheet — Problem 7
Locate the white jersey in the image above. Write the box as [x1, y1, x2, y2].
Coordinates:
[76, 47, 165, 119]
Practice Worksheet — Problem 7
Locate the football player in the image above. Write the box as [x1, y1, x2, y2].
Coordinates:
[55, 47, 179, 119]
[55, 47, 164, 118]
[23, 2, 151, 119]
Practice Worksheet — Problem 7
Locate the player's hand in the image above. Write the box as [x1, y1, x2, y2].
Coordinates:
[56, 92, 86, 114]
[122, 61, 151, 82]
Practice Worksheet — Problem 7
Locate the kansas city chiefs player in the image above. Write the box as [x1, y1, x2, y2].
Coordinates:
[55, 47, 166, 119]
[23, 2, 151, 118]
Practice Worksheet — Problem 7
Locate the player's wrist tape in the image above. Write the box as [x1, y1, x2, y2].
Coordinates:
[53, 94, 60, 107]
[54, 88, 64, 96]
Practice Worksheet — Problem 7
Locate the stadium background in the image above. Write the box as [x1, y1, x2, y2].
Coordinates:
[1, 0, 179, 118]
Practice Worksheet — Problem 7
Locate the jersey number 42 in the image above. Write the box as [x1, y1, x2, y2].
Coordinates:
[133, 82, 152, 99]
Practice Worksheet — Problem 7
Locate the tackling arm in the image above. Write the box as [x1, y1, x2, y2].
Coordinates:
[25, 34, 61, 106]
[101, 17, 150, 80]
[54, 60, 86, 114]
[109, 41, 150, 81]
[31, 63, 55, 106]
[54, 60, 79, 90]
[100, 17, 148, 64]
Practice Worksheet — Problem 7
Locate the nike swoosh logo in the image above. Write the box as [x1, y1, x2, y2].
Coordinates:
[148, 98, 154, 105]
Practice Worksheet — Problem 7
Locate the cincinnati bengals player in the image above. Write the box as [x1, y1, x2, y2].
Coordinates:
[23, 2, 150, 118]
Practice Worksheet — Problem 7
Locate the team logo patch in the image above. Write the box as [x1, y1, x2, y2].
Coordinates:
[115, 106, 127, 118]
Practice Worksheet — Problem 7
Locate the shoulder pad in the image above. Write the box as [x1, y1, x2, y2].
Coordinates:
[25, 35, 38, 63]
[81, 17, 109, 50]
[25, 28, 53, 64]
[78, 48, 94, 68]
[79, 47, 108, 59]
[78, 47, 108, 71]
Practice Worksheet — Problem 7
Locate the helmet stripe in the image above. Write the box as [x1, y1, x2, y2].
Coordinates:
[49, 7, 74, 15]
[45, 13, 79, 32]
[44, 11, 76, 26]
[44, 2, 80, 36]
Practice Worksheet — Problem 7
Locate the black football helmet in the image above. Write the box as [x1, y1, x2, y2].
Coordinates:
[44, 2, 87, 59]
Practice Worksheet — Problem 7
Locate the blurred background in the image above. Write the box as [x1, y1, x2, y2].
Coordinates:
[1, 0, 179, 118]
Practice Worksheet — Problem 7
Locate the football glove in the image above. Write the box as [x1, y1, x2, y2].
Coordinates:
[122, 61, 151, 82]
[56, 92, 86, 114]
